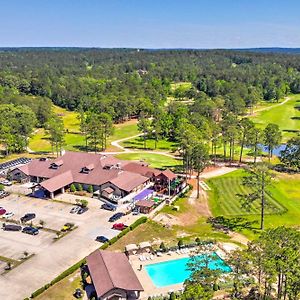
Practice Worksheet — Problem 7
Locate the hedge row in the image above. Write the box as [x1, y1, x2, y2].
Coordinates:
[29, 216, 148, 299]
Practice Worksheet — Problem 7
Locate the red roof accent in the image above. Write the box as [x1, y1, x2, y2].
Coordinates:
[160, 169, 176, 180]
[86, 250, 144, 297]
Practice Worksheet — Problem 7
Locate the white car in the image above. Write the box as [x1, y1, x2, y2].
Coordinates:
[3, 212, 14, 219]
[0, 180, 12, 186]
[70, 206, 81, 214]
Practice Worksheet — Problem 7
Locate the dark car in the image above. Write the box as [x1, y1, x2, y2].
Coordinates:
[73, 288, 83, 299]
[77, 207, 88, 214]
[20, 213, 36, 223]
[22, 226, 39, 235]
[108, 212, 125, 222]
[0, 208, 6, 215]
[3, 224, 22, 231]
[95, 236, 109, 243]
[101, 203, 116, 211]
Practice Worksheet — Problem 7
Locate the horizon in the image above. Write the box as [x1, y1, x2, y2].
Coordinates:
[1, 0, 300, 48]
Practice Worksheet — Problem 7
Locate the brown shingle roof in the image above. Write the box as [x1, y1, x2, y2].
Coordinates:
[40, 171, 73, 193]
[135, 199, 155, 208]
[110, 171, 149, 192]
[160, 169, 177, 181]
[86, 250, 143, 297]
[122, 162, 160, 178]
[17, 152, 151, 193]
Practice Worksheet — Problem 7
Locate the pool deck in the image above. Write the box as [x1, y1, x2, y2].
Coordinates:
[129, 245, 228, 299]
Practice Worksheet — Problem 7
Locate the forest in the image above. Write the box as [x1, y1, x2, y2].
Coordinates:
[0, 48, 299, 170]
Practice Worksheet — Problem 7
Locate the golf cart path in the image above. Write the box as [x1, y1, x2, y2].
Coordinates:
[252, 96, 290, 114]
[107, 133, 180, 159]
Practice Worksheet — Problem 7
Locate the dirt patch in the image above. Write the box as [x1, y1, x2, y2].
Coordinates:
[228, 231, 249, 246]
[154, 179, 212, 227]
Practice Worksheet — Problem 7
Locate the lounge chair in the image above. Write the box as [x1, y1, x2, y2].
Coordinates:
[176, 249, 181, 255]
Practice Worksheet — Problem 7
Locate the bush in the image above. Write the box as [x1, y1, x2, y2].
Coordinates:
[88, 185, 93, 193]
[77, 183, 83, 191]
[0, 184, 4, 191]
[80, 199, 88, 208]
[178, 239, 184, 248]
[160, 242, 166, 252]
[70, 184, 76, 193]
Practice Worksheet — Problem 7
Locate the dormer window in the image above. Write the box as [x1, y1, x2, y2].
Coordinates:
[50, 160, 63, 169]
[81, 164, 94, 174]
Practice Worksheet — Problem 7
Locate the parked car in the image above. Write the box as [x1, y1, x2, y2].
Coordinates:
[20, 213, 36, 223]
[0, 180, 12, 186]
[112, 223, 128, 231]
[0, 191, 9, 198]
[3, 212, 14, 219]
[101, 203, 117, 211]
[77, 207, 88, 214]
[2, 224, 22, 231]
[0, 208, 7, 215]
[95, 236, 109, 243]
[70, 206, 81, 214]
[73, 288, 83, 299]
[61, 223, 74, 232]
[108, 212, 125, 222]
[22, 226, 39, 235]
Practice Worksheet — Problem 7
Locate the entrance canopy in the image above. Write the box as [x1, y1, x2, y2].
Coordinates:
[133, 188, 154, 201]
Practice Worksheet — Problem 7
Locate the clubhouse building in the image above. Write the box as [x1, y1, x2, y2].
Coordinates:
[9, 151, 178, 203]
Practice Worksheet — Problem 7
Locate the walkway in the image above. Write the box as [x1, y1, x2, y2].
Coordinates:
[251, 96, 290, 115]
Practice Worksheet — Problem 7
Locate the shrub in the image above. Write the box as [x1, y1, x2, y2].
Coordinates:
[195, 237, 201, 245]
[87, 185, 93, 193]
[80, 199, 88, 208]
[160, 242, 166, 252]
[77, 183, 83, 191]
[70, 184, 76, 193]
[178, 239, 184, 248]
[0, 184, 4, 191]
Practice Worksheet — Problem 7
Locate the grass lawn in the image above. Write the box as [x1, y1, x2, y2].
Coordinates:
[251, 94, 300, 142]
[29, 114, 138, 153]
[208, 169, 300, 238]
[35, 271, 82, 300]
[121, 137, 178, 151]
[115, 152, 181, 169]
[108, 120, 138, 142]
[170, 81, 192, 92]
[53, 106, 80, 132]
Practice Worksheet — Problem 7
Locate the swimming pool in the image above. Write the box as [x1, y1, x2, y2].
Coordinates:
[145, 252, 231, 288]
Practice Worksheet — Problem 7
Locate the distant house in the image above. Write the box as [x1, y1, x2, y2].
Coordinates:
[86, 250, 144, 300]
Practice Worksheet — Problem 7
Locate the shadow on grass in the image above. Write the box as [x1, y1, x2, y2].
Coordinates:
[207, 216, 260, 233]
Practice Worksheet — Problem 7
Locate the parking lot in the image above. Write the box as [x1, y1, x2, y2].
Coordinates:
[0, 186, 140, 299]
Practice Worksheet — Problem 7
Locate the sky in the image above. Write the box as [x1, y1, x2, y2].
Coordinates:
[1, 0, 300, 49]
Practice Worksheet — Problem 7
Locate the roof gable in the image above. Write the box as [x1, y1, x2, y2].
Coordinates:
[86, 250, 143, 297]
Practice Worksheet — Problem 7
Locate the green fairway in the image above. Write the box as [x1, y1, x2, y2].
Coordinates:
[251, 94, 300, 141]
[170, 81, 192, 92]
[121, 137, 178, 151]
[208, 170, 286, 216]
[208, 170, 300, 236]
[115, 152, 181, 169]
[108, 121, 139, 142]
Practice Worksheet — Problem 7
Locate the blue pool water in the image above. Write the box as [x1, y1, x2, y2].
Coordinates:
[145, 252, 231, 288]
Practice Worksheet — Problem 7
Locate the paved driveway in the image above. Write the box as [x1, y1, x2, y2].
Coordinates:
[0, 193, 139, 299]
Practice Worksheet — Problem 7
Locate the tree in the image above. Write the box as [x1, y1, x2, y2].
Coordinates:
[191, 142, 210, 198]
[241, 163, 272, 230]
[263, 123, 282, 162]
[45, 114, 65, 157]
[247, 127, 262, 164]
[70, 184, 76, 193]
[280, 137, 300, 171]
[77, 183, 83, 191]
[137, 115, 152, 149]
[87, 185, 93, 193]
[99, 112, 114, 151]
[238, 118, 255, 163]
